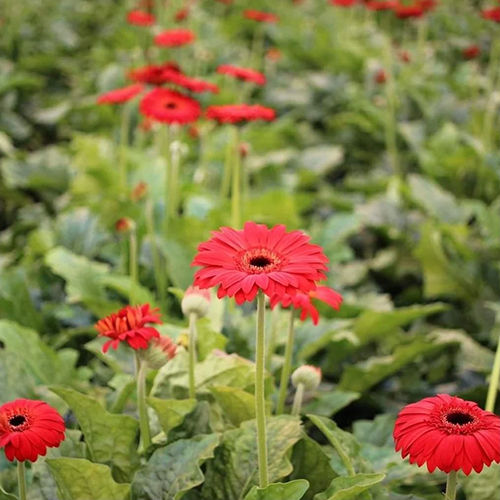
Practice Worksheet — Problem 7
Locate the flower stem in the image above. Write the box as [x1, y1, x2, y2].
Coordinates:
[486, 333, 500, 412]
[160, 125, 171, 237]
[220, 128, 233, 199]
[188, 312, 198, 399]
[168, 128, 181, 223]
[17, 461, 27, 500]
[255, 291, 269, 488]
[276, 308, 296, 414]
[230, 126, 241, 228]
[119, 104, 131, 198]
[444, 470, 458, 500]
[291, 382, 304, 417]
[135, 352, 151, 452]
[129, 225, 138, 305]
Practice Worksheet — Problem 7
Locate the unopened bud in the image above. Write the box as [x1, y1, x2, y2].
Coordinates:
[181, 286, 211, 318]
[115, 217, 135, 233]
[291, 365, 321, 391]
[141, 334, 177, 369]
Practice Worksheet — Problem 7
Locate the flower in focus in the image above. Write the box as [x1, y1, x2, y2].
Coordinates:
[181, 285, 211, 318]
[192, 222, 328, 304]
[374, 68, 387, 84]
[0, 399, 65, 462]
[329, 0, 357, 7]
[95, 304, 161, 352]
[205, 104, 276, 124]
[140, 88, 201, 124]
[462, 44, 481, 60]
[127, 10, 156, 26]
[270, 286, 342, 325]
[217, 65, 266, 85]
[97, 84, 144, 105]
[291, 365, 322, 391]
[482, 7, 500, 23]
[128, 62, 182, 85]
[393, 394, 500, 475]
[154, 29, 196, 47]
[243, 9, 279, 23]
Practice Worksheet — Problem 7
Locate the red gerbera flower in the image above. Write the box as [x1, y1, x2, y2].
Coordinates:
[243, 9, 279, 23]
[154, 29, 195, 47]
[128, 62, 182, 85]
[217, 65, 266, 85]
[175, 7, 190, 21]
[161, 69, 219, 93]
[394, 394, 500, 475]
[393, 2, 424, 18]
[140, 88, 201, 124]
[398, 50, 411, 63]
[205, 104, 276, 124]
[95, 304, 162, 353]
[270, 286, 343, 324]
[127, 10, 156, 26]
[374, 68, 387, 84]
[97, 84, 144, 105]
[0, 399, 65, 462]
[482, 7, 500, 23]
[463, 45, 481, 60]
[329, 0, 357, 7]
[365, 0, 397, 10]
[192, 222, 328, 304]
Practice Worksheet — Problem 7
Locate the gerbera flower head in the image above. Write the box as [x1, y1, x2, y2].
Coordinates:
[394, 394, 500, 475]
[393, 1, 424, 18]
[154, 29, 195, 47]
[97, 84, 144, 105]
[365, 0, 397, 10]
[128, 62, 181, 85]
[95, 304, 162, 353]
[161, 69, 219, 93]
[270, 286, 342, 325]
[205, 104, 276, 124]
[463, 44, 480, 60]
[175, 7, 190, 22]
[0, 399, 65, 462]
[243, 9, 279, 23]
[127, 10, 156, 26]
[482, 7, 500, 23]
[374, 68, 387, 84]
[217, 65, 266, 85]
[140, 88, 201, 124]
[192, 222, 328, 304]
[329, 0, 357, 7]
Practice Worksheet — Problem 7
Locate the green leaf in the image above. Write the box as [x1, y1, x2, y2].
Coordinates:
[462, 464, 500, 500]
[210, 386, 257, 426]
[50, 386, 139, 480]
[313, 473, 385, 500]
[303, 391, 360, 418]
[132, 434, 219, 500]
[47, 458, 130, 500]
[201, 415, 303, 500]
[197, 318, 228, 361]
[147, 397, 197, 436]
[244, 480, 310, 500]
[157, 237, 194, 290]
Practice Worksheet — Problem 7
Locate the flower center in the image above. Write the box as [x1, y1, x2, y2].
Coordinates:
[237, 248, 284, 274]
[249, 256, 272, 268]
[164, 102, 178, 109]
[446, 412, 474, 426]
[9, 415, 26, 427]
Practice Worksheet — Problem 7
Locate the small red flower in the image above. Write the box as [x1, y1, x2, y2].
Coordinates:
[266, 48, 282, 62]
[175, 7, 190, 21]
[0, 399, 65, 462]
[482, 7, 500, 23]
[243, 9, 279, 23]
[97, 84, 144, 105]
[95, 304, 161, 352]
[463, 45, 481, 60]
[398, 50, 411, 63]
[365, 0, 397, 10]
[192, 222, 328, 304]
[115, 217, 134, 233]
[329, 0, 357, 7]
[270, 286, 343, 324]
[154, 29, 195, 47]
[127, 10, 156, 26]
[161, 69, 219, 93]
[374, 68, 387, 84]
[217, 65, 266, 85]
[129, 62, 182, 85]
[140, 88, 201, 124]
[394, 394, 500, 475]
[205, 104, 276, 124]
[131, 181, 148, 202]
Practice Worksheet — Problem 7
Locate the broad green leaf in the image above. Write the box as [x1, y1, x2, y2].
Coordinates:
[313, 473, 385, 500]
[132, 434, 219, 500]
[201, 416, 303, 500]
[47, 458, 130, 500]
[197, 318, 228, 361]
[304, 391, 360, 418]
[244, 480, 309, 500]
[210, 386, 256, 426]
[462, 464, 500, 500]
[299, 144, 344, 174]
[148, 397, 197, 436]
[353, 415, 395, 448]
[157, 237, 194, 290]
[50, 386, 138, 480]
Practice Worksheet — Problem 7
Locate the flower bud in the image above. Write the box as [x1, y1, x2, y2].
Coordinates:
[181, 286, 211, 318]
[131, 181, 148, 202]
[291, 365, 321, 391]
[115, 217, 135, 233]
[141, 334, 177, 370]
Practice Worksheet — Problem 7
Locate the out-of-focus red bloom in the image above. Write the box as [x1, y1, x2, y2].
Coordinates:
[188, 124, 199, 139]
[175, 8, 190, 21]
[115, 217, 134, 233]
[217, 65, 266, 85]
[374, 68, 387, 84]
[205, 104, 276, 124]
[139, 117, 154, 132]
[95, 304, 162, 353]
[215, 0, 233, 3]
[393, 2, 424, 18]
[0, 399, 65, 462]
[394, 394, 500, 475]
[329, 0, 357, 7]
[365, 0, 397, 10]
[192, 222, 328, 304]
[482, 7, 500, 23]
[129, 62, 181, 85]
[161, 69, 219, 93]
[97, 84, 144, 105]
[127, 10, 156, 26]
[131, 181, 148, 201]
[270, 286, 343, 324]
[243, 9, 279, 23]
[239, 142, 250, 158]
[266, 47, 282, 61]
[140, 88, 201, 124]
[463, 45, 481, 60]
[398, 50, 411, 63]
[155, 29, 195, 47]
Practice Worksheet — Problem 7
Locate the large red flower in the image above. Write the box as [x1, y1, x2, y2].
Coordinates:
[154, 29, 195, 47]
[127, 10, 155, 26]
[482, 7, 500, 23]
[0, 399, 65, 462]
[192, 222, 328, 304]
[243, 10, 279, 23]
[394, 394, 500, 475]
[217, 65, 266, 85]
[270, 286, 343, 324]
[205, 104, 275, 124]
[95, 304, 161, 352]
[97, 84, 144, 104]
[140, 88, 201, 124]
[128, 62, 182, 85]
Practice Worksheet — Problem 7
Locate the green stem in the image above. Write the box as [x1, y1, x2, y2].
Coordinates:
[129, 225, 138, 305]
[291, 383, 304, 417]
[135, 353, 152, 452]
[416, 17, 428, 67]
[188, 312, 198, 399]
[482, 37, 500, 152]
[486, 334, 500, 412]
[230, 126, 241, 228]
[266, 307, 280, 371]
[119, 104, 131, 198]
[276, 309, 296, 414]
[17, 461, 26, 500]
[160, 126, 171, 237]
[220, 128, 233, 199]
[444, 470, 458, 500]
[255, 292, 269, 488]
[168, 128, 181, 222]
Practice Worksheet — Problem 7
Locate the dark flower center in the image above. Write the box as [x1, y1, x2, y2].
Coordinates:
[9, 415, 26, 427]
[249, 256, 272, 268]
[164, 102, 178, 109]
[446, 412, 474, 425]
[237, 247, 284, 274]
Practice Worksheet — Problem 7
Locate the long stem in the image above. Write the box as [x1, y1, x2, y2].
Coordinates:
[444, 471, 458, 500]
[168, 129, 181, 222]
[17, 461, 27, 500]
[160, 126, 171, 237]
[266, 307, 280, 371]
[135, 353, 152, 452]
[119, 104, 131, 198]
[291, 383, 304, 417]
[486, 335, 500, 412]
[188, 312, 198, 399]
[255, 292, 269, 488]
[129, 225, 138, 305]
[276, 309, 296, 414]
[220, 128, 233, 199]
[230, 126, 241, 228]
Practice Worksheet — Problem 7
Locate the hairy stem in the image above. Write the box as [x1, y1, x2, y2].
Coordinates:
[276, 308, 296, 414]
